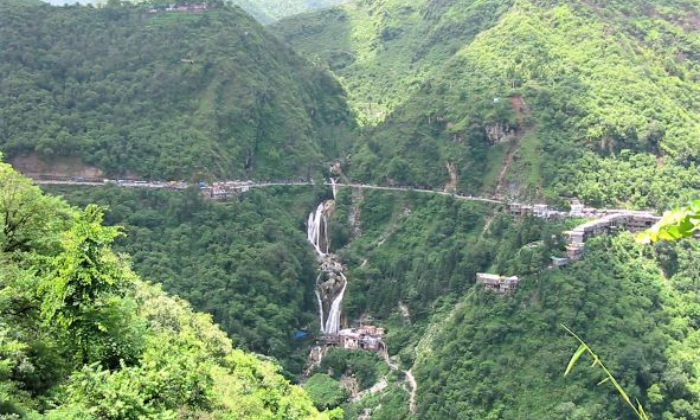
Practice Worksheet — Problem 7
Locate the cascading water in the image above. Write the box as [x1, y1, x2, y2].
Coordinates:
[306, 185, 347, 336]
[330, 178, 338, 200]
[315, 289, 325, 333]
[324, 273, 346, 334]
[307, 203, 327, 256]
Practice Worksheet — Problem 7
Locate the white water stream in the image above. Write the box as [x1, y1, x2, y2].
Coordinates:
[307, 181, 346, 335]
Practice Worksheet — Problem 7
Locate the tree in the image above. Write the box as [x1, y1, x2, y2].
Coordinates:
[0, 159, 69, 253]
[636, 200, 700, 243]
[40, 205, 132, 365]
[304, 373, 349, 410]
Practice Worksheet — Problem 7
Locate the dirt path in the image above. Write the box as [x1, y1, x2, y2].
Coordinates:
[381, 349, 417, 415]
[405, 369, 418, 415]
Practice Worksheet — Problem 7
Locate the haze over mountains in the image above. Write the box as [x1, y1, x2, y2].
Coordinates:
[1, 0, 699, 419]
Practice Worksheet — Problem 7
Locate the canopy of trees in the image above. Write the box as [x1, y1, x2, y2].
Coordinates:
[0, 0, 354, 180]
[0, 157, 340, 419]
[275, 0, 700, 207]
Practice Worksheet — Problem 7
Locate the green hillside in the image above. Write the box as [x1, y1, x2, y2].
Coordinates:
[275, 0, 700, 208]
[303, 187, 700, 420]
[50, 184, 328, 373]
[233, 0, 349, 24]
[0, 158, 339, 419]
[414, 234, 700, 420]
[0, 0, 355, 180]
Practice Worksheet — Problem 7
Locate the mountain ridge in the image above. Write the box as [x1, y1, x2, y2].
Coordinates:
[0, 0, 355, 180]
[275, 0, 700, 208]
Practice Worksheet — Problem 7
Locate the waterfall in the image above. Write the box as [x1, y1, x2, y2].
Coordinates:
[306, 185, 347, 335]
[307, 203, 326, 257]
[315, 289, 325, 334]
[324, 273, 346, 335]
[330, 178, 338, 200]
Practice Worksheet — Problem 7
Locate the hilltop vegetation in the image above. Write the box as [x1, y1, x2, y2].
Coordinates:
[275, 0, 700, 207]
[0, 0, 354, 180]
[0, 158, 339, 419]
[42, 0, 348, 23]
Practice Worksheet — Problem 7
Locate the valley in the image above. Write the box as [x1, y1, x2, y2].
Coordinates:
[1, 0, 699, 419]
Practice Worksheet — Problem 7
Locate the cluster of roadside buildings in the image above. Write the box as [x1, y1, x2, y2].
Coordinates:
[203, 181, 254, 199]
[478, 202, 661, 295]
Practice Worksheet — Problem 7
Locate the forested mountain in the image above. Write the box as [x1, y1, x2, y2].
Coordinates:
[0, 159, 340, 419]
[4, 0, 700, 419]
[275, 0, 700, 208]
[41, 0, 348, 23]
[0, 0, 354, 180]
[232, 0, 349, 24]
[317, 188, 700, 420]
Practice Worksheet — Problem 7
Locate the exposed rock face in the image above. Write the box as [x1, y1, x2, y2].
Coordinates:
[443, 161, 458, 193]
[485, 123, 516, 144]
[348, 187, 363, 238]
[304, 345, 326, 376]
[10, 153, 104, 181]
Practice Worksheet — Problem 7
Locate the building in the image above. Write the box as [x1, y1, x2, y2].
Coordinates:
[565, 211, 660, 260]
[339, 330, 361, 350]
[476, 273, 521, 294]
[338, 325, 386, 352]
[550, 256, 569, 267]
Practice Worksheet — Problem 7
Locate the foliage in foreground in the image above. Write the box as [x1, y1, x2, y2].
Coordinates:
[564, 325, 650, 420]
[0, 159, 338, 419]
[637, 200, 700, 243]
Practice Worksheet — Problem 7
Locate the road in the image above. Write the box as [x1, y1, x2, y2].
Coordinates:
[33, 178, 504, 205]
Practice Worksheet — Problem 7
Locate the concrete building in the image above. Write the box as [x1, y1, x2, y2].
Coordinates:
[338, 325, 386, 352]
[550, 256, 570, 267]
[476, 273, 521, 294]
[565, 211, 660, 260]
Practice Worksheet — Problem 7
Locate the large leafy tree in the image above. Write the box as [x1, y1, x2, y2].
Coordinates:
[40, 205, 140, 366]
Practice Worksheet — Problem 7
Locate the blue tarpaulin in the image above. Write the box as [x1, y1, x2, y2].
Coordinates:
[293, 330, 310, 339]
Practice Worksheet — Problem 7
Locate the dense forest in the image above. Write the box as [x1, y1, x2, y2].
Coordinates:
[319, 189, 700, 420]
[0, 158, 340, 419]
[3, 0, 700, 419]
[42, 0, 349, 23]
[48, 182, 700, 420]
[50, 184, 329, 372]
[275, 0, 700, 207]
[0, 0, 354, 180]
